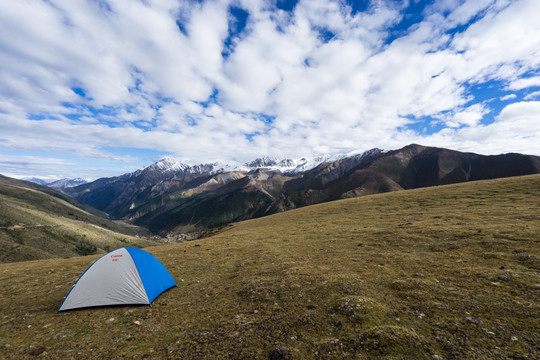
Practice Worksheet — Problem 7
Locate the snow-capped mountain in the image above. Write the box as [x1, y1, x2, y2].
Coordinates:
[63, 144, 540, 236]
[139, 156, 232, 178]
[238, 157, 298, 172]
[236, 149, 382, 174]
[129, 148, 382, 177]
[65, 148, 383, 221]
[147, 156, 190, 173]
[47, 178, 89, 188]
[23, 177, 89, 188]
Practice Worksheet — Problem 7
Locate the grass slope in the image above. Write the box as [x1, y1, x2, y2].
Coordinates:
[0, 174, 112, 220]
[0, 175, 538, 359]
[0, 181, 154, 263]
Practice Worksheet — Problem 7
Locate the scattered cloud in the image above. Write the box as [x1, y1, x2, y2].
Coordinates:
[508, 76, 540, 90]
[500, 94, 517, 101]
[524, 90, 540, 100]
[1, 0, 539, 179]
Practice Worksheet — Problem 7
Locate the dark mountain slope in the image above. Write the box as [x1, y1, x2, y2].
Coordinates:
[370, 144, 540, 188]
[65, 160, 224, 218]
[285, 169, 403, 207]
[132, 176, 275, 234]
[283, 144, 540, 206]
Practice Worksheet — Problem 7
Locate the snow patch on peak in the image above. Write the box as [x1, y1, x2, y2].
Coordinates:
[232, 148, 382, 174]
[150, 156, 190, 172]
[140, 157, 233, 178]
[242, 157, 296, 170]
[24, 177, 90, 188]
[237, 157, 298, 172]
[47, 177, 90, 188]
[141, 148, 383, 176]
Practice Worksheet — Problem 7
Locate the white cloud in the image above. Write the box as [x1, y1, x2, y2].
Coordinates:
[0, 0, 539, 179]
[524, 90, 540, 100]
[428, 0, 497, 28]
[508, 76, 540, 90]
[446, 103, 489, 128]
[448, 0, 540, 84]
[500, 93, 517, 101]
[419, 101, 540, 155]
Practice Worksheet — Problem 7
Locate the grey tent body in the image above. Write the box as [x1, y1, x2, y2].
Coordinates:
[59, 247, 176, 311]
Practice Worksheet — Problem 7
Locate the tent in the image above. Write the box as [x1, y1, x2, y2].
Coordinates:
[59, 247, 176, 311]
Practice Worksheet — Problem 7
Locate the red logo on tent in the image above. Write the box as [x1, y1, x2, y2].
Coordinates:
[111, 254, 123, 262]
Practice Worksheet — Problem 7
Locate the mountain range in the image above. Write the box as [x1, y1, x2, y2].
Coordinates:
[24, 177, 89, 188]
[64, 144, 540, 235]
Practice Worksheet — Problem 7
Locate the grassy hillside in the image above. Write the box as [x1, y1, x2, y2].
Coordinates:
[0, 175, 538, 359]
[0, 174, 113, 220]
[0, 180, 154, 263]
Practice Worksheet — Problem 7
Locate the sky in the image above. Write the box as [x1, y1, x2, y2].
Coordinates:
[1, 0, 540, 180]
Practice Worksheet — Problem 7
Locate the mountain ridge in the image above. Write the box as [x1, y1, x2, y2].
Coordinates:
[64, 144, 540, 235]
[23, 177, 90, 189]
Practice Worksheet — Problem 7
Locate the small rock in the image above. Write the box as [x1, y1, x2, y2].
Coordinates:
[108, 318, 115, 322]
[3, 344, 10, 348]
[498, 275, 510, 281]
[418, 313, 426, 319]
[133, 321, 141, 326]
[353, 258, 361, 262]
[270, 348, 290, 360]
[415, 273, 425, 277]
[511, 336, 518, 341]
[29, 347, 46, 356]
[465, 316, 483, 325]
[432, 355, 442, 360]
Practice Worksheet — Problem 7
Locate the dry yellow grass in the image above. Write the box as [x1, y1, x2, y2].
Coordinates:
[0, 175, 539, 359]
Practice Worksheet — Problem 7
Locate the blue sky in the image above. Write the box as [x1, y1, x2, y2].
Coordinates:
[1, 0, 539, 180]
